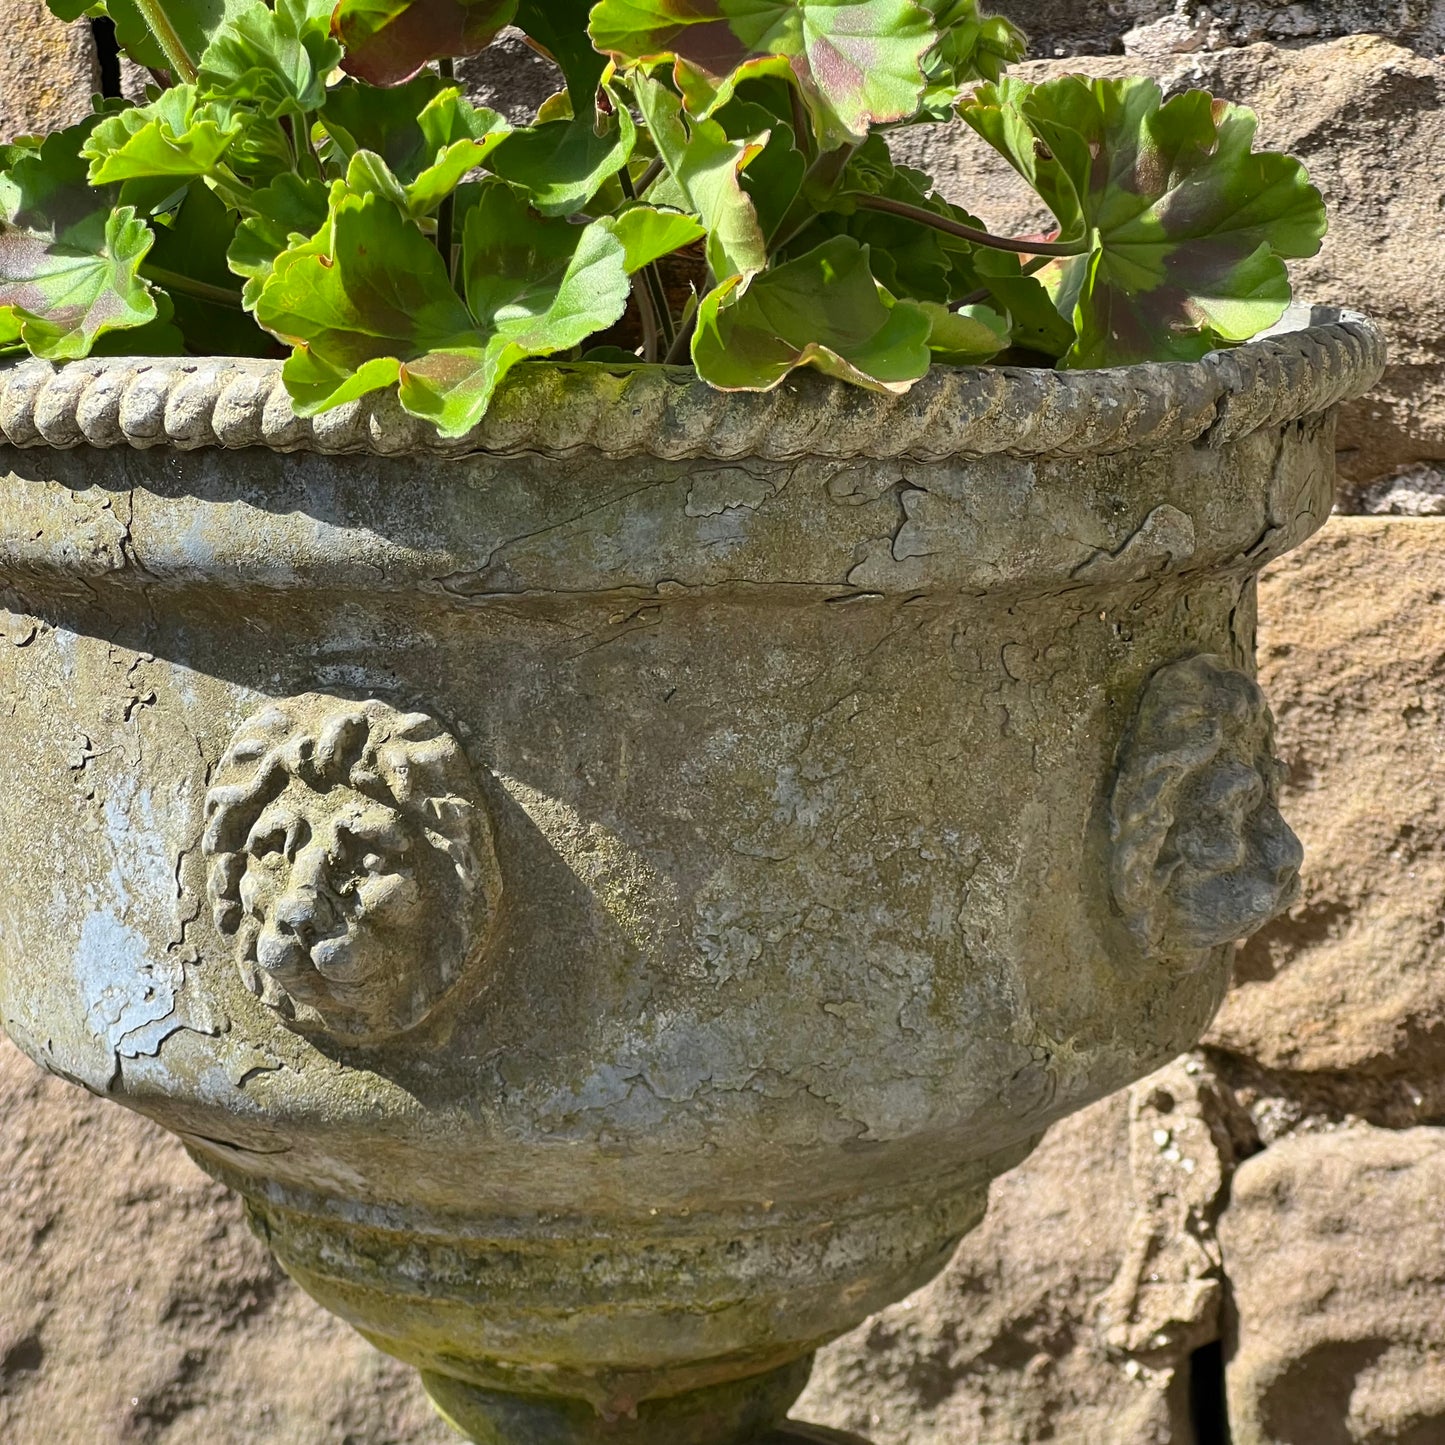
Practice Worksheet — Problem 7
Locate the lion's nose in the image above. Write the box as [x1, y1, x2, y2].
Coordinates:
[273, 887, 325, 948]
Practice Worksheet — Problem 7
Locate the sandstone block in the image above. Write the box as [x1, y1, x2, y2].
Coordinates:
[801, 1055, 1240, 1445]
[1208, 519, 1445, 1084]
[1220, 1125, 1445, 1445]
[0, 4, 95, 143]
[0, 1038, 449, 1444]
[990, 1, 1445, 57]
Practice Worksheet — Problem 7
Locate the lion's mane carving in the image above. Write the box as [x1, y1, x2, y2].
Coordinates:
[1110, 654, 1302, 961]
[201, 696, 499, 1042]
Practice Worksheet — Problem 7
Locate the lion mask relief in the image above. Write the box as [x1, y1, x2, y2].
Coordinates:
[1110, 654, 1302, 963]
[202, 696, 500, 1043]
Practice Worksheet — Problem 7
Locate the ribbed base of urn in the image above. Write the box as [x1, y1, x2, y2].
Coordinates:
[422, 1357, 815, 1444]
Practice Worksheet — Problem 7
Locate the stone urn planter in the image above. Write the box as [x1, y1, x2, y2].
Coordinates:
[0, 309, 1382, 1444]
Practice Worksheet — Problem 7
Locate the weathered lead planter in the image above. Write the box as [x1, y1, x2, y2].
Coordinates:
[0, 311, 1383, 1444]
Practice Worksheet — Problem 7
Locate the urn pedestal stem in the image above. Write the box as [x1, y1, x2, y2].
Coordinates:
[422, 1360, 815, 1445]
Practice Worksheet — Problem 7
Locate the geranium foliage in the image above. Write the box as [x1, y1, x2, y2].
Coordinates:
[4, 0, 1326, 435]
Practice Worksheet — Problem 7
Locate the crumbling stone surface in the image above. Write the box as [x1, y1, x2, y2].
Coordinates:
[1210, 520, 1445, 1085]
[990, 1, 1445, 57]
[1352, 465, 1445, 515]
[797, 1055, 1241, 1445]
[1221, 1125, 1445, 1445]
[0, 1, 95, 143]
[0, 1037, 450, 1445]
[800, 517, 1445, 1442]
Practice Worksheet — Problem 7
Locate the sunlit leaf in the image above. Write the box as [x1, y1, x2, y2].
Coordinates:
[333, 0, 519, 86]
[961, 76, 1327, 366]
[918, 0, 1027, 112]
[591, 0, 937, 147]
[920, 298, 1009, 363]
[0, 206, 160, 360]
[597, 205, 706, 273]
[83, 87, 242, 184]
[256, 180, 634, 436]
[966, 257, 1075, 359]
[400, 179, 632, 430]
[254, 187, 476, 409]
[197, 0, 342, 118]
[0, 118, 167, 358]
[486, 103, 636, 217]
[713, 90, 808, 240]
[633, 72, 767, 280]
[322, 79, 511, 216]
[692, 234, 931, 391]
[226, 172, 330, 307]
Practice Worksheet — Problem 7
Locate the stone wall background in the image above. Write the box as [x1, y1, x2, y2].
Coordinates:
[2, 5, 1444, 1443]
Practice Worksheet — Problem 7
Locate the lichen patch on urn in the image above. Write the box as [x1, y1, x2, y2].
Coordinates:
[1110, 654, 1302, 963]
[201, 696, 500, 1044]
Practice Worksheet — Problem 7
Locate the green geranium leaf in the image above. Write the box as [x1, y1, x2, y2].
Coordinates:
[0, 306, 25, 355]
[633, 72, 768, 280]
[0, 117, 170, 357]
[226, 172, 330, 308]
[692, 234, 931, 391]
[961, 76, 1328, 367]
[255, 187, 477, 410]
[464, 203, 629, 339]
[322, 74, 446, 171]
[334, 0, 519, 87]
[713, 91, 808, 240]
[197, 0, 342, 119]
[515, 0, 608, 111]
[399, 180, 632, 430]
[87, 292, 189, 356]
[920, 299, 1009, 363]
[597, 205, 706, 272]
[969, 262, 1075, 360]
[486, 103, 637, 217]
[592, 0, 936, 148]
[804, 134, 980, 303]
[255, 181, 635, 437]
[0, 120, 110, 249]
[344, 149, 413, 210]
[0, 206, 160, 360]
[918, 0, 1027, 112]
[83, 87, 242, 185]
[322, 80, 510, 216]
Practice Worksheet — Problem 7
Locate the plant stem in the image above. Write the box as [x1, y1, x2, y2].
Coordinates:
[634, 269, 661, 362]
[618, 162, 676, 351]
[436, 58, 456, 278]
[664, 303, 697, 365]
[789, 85, 812, 157]
[142, 265, 247, 310]
[132, 0, 198, 83]
[851, 195, 1089, 257]
[635, 157, 665, 195]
